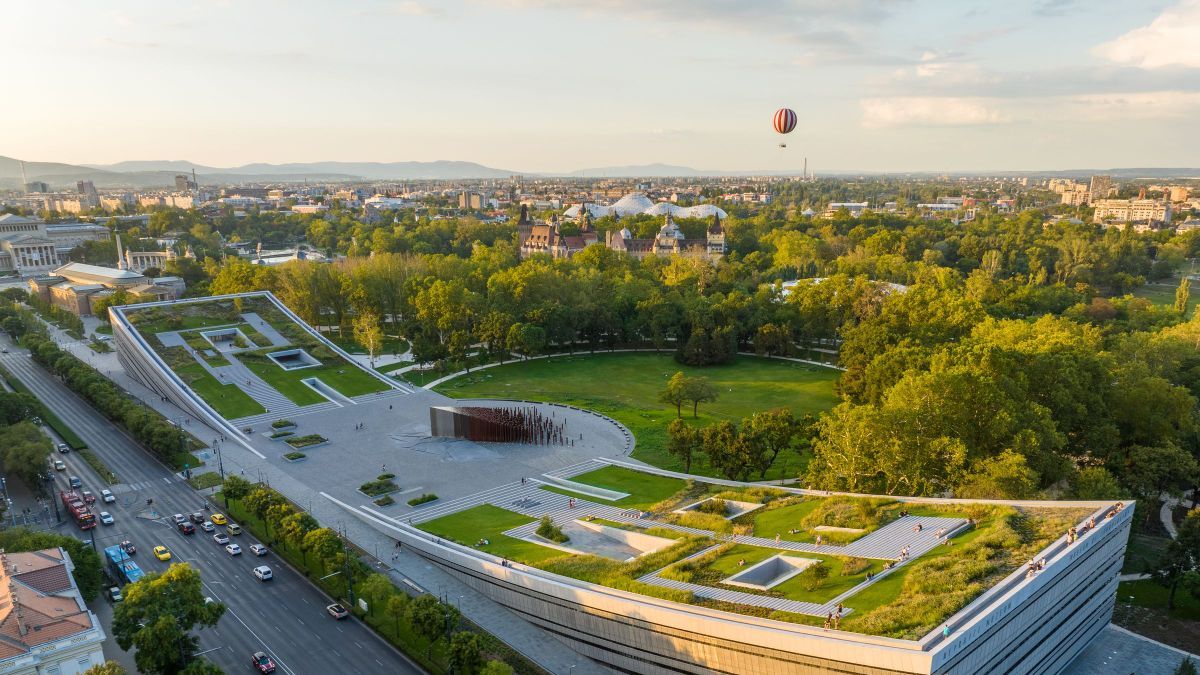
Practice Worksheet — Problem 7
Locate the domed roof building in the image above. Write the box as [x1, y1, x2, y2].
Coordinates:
[563, 193, 727, 220]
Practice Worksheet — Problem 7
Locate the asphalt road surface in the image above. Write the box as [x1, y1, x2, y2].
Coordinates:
[0, 342, 423, 675]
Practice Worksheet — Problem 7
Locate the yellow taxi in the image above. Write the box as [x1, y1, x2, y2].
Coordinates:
[153, 545, 172, 561]
[210, 513, 227, 525]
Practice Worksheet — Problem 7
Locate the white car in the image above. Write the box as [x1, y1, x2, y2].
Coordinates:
[101, 489, 115, 504]
[225, 543, 242, 556]
[200, 521, 215, 532]
[253, 566, 272, 581]
[213, 533, 230, 545]
[99, 512, 114, 525]
[52, 460, 65, 471]
[249, 544, 268, 557]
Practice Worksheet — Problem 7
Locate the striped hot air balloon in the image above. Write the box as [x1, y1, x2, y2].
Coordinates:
[773, 108, 797, 135]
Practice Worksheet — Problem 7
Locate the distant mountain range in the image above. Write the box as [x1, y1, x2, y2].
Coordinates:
[4, 154, 1200, 188]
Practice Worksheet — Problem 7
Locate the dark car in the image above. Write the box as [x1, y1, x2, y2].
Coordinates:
[177, 521, 195, 535]
[252, 651, 276, 673]
[68, 476, 82, 489]
[119, 540, 136, 555]
[189, 512, 205, 524]
[57, 443, 70, 454]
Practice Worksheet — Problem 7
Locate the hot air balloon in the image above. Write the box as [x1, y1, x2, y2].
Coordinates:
[773, 107, 797, 147]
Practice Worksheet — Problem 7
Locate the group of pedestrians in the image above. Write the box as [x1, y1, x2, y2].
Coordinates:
[823, 603, 845, 631]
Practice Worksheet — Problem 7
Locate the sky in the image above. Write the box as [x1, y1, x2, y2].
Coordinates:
[4, 0, 1200, 172]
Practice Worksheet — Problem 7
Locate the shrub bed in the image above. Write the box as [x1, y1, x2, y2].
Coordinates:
[373, 495, 395, 506]
[269, 431, 295, 439]
[360, 479, 399, 497]
[283, 451, 307, 461]
[271, 419, 296, 429]
[535, 516, 568, 543]
[408, 493, 438, 506]
[286, 434, 327, 449]
[693, 498, 729, 516]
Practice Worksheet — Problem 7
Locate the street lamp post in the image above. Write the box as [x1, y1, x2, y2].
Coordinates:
[214, 441, 228, 509]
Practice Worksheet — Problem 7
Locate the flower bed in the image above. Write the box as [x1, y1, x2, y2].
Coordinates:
[268, 430, 295, 440]
[374, 495, 395, 506]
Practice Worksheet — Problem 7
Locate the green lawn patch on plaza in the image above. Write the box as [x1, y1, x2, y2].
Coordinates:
[564, 465, 688, 510]
[187, 472, 223, 490]
[174, 362, 266, 419]
[434, 353, 838, 479]
[415, 504, 568, 565]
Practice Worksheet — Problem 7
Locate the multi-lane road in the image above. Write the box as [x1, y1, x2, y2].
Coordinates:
[0, 340, 422, 675]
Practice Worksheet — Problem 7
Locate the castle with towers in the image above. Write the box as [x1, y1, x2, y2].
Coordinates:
[517, 204, 725, 262]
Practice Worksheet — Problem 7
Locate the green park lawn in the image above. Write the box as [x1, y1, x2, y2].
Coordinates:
[434, 353, 840, 479]
[174, 362, 266, 419]
[551, 465, 688, 510]
[1119, 578, 1200, 621]
[416, 504, 568, 565]
[1129, 281, 1200, 314]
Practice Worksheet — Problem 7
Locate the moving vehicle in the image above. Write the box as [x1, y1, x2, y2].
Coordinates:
[57, 443, 69, 454]
[68, 476, 82, 488]
[53, 459, 65, 471]
[250, 544, 268, 557]
[226, 523, 242, 536]
[103, 545, 144, 586]
[253, 565, 272, 581]
[82, 490, 95, 504]
[119, 540, 136, 555]
[153, 546, 172, 561]
[225, 543, 241, 556]
[326, 603, 348, 620]
[178, 521, 195, 535]
[108, 586, 123, 602]
[210, 513, 227, 525]
[101, 489, 115, 503]
[189, 512, 205, 524]
[171, 513, 186, 525]
[213, 532, 230, 545]
[99, 512, 114, 525]
[200, 521, 215, 532]
[60, 490, 96, 530]
[251, 651, 276, 673]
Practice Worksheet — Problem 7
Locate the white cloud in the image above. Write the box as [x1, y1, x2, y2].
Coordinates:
[1067, 91, 1200, 120]
[1094, 0, 1200, 68]
[860, 97, 1009, 128]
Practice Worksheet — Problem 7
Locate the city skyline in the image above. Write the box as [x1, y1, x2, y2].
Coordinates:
[5, 0, 1200, 172]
